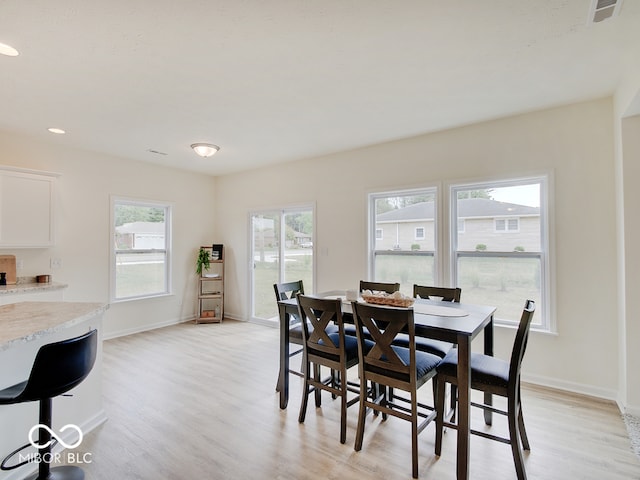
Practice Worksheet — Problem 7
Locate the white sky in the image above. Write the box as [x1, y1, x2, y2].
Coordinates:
[490, 184, 540, 207]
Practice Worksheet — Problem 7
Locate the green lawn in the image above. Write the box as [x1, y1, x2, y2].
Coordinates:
[254, 252, 541, 325]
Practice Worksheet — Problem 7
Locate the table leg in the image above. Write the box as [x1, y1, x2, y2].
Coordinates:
[456, 335, 471, 480]
[483, 314, 494, 425]
[278, 303, 290, 409]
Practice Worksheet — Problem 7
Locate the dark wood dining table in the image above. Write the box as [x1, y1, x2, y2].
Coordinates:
[277, 291, 496, 480]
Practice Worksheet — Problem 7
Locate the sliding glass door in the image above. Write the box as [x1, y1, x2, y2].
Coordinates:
[250, 206, 314, 322]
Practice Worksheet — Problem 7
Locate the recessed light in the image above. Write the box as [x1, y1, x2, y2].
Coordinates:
[0, 42, 19, 57]
[47, 128, 66, 134]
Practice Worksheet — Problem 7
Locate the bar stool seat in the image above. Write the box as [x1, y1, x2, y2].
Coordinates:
[0, 329, 98, 480]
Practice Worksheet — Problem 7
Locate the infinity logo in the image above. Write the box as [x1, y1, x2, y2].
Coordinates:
[28, 424, 83, 450]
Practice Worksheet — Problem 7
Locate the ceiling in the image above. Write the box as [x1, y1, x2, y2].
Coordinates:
[1, 1, 639, 176]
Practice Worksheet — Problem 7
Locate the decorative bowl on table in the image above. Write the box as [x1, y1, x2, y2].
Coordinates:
[361, 290, 415, 308]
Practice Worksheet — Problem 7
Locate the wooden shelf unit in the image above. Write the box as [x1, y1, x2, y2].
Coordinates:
[196, 245, 224, 324]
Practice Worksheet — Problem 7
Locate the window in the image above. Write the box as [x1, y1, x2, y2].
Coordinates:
[368, 188, 437, 295]
[452, 178, 549, 329]
[367, 176, 551, 331]
[111, 197, 171, 301]
[495, 218, 519, 232]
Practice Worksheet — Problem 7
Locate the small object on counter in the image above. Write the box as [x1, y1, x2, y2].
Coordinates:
[36, 275, 51, 283]
[0, 272, 6, 286]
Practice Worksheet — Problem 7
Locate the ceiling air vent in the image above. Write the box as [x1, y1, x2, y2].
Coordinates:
[589, 0, 623, 23]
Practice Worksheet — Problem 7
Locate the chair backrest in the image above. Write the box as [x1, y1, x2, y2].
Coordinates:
[359, 281, 400, 295]
[297, 294, 346, 362]
[274, 280, 304, 301]
[412, 284, 461, 302]
[19, 329, 98, 402]
[352, 302, 417, 388]
[509, 300, 536, 387]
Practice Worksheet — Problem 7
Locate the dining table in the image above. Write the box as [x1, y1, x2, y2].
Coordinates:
[277, 290, 496, 480]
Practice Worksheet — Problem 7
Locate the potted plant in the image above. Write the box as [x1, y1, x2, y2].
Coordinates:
[196, 247, 210, 275]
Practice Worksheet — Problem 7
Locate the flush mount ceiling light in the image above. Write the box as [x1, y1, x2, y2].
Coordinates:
[0, 42, 19, 57]
[191, 143, 220, 158]
[47, 127, 66, 134]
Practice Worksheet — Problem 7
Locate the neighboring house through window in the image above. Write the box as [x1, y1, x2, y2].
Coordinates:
[111, 197, 172, 301]
[367, 175, 551, 330]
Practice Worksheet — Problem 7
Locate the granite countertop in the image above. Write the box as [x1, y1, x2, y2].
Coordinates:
[0, 301, 108, 352]
[0, 280, 68, 295]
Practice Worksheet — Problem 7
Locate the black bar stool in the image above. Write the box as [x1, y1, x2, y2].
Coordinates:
[0, 329, 98, 480]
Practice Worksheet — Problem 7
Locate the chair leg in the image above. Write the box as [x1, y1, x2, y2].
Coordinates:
[339, 367, 348, 444]
[354, 380, 368, 451]
[298, 361, 310, 423]
[411, 394, 419, 479]
[508, 397, 528, 480]
[449, 384, 457, 421]
[314, 364, 322, 407]
[517, 384, 530, 450]
[518, 402, 530, 450]
[435, 377, 446, 456]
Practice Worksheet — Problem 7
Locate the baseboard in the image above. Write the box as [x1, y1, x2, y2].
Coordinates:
[522, 372, 618, 404]
[621, 403, 640, 417]
[103, 315, 196, 340]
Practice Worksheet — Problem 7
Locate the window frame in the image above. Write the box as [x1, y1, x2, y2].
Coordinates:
[414, 226, 426, 240]
[110, 196, 173, 303]
[450, 175, 552, 331]
[366, 174, 553, 332]
[367, 186, 440, 290]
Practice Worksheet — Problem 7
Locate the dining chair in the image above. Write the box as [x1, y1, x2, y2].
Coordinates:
[389, 285, 462, 410]
[352, 301, 441, 479]
[413, 284, 462, 303]
[434, 299, 536, 480]
[359, 280, 400, 294]
[393, 285, 462, 358]
[273, 281, 307, 387]
[297, 294, 369, 444]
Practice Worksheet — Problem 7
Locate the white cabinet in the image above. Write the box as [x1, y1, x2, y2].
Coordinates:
[0, 167, 58, 247]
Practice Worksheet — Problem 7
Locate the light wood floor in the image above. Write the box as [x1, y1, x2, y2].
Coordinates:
[67, 320, 639, 479]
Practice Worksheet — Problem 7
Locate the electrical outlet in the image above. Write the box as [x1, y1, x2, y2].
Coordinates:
[50, 258, 62, 269]
[16, 259, 24, 270]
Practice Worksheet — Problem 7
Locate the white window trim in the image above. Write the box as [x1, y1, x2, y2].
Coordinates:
[367, 185, 440, 283]
[376, 228, 383, 240]
[415, 226, 425, 240]
[110, 196, 173, 303]
[449, 175, 553, 332]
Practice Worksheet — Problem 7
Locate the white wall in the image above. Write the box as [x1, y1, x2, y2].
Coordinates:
[0, 131, 217, 338]
[621, 114, 640, 414]
[215, 98, 621, 401]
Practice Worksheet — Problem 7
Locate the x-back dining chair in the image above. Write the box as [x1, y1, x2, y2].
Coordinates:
[274, 281, 338, 396]
[352, 301, 441, 479]
[273, 280, 306, 389]
[390, 285, 462, 408]
[435, 300, 536, 480]
[297, 294, 368, 444]
[359, 280, 400, 295]
[397, 284, 463, 358]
